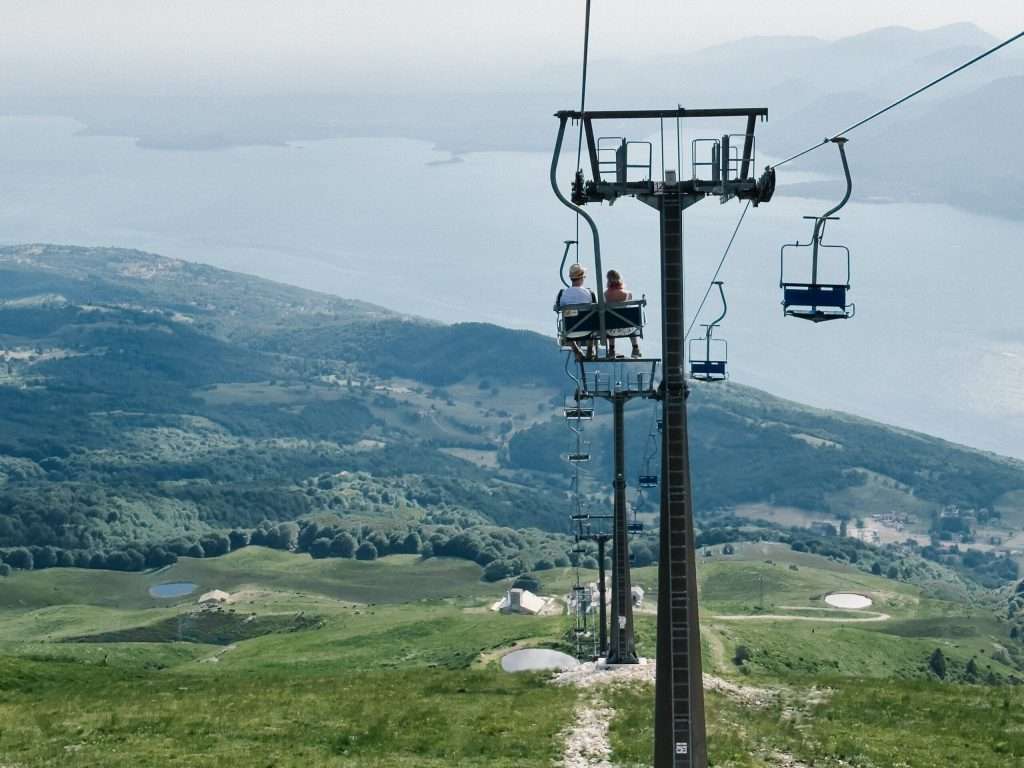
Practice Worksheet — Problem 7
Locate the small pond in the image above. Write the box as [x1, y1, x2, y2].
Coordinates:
[149, 582, 198, 599]
[825, 592, 873, 609]
[501, 648, 579, 673]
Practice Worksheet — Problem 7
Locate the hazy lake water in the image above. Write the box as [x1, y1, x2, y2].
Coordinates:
[2, 116, 1023, 457]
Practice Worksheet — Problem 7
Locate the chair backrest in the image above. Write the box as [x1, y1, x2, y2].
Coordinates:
[782, 283, 847, 309]
[559, 300, 645, 339]
[690, 360, 726, 376]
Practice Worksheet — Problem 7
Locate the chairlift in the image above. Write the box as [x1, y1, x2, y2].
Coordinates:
[564, 393, 595, 421]
[689, 281, 729, 381]
[568, 452, 591, 463]
[627, 520, 644, 534]
[638, 475, 658, 488]
[780, 138, 855, 322]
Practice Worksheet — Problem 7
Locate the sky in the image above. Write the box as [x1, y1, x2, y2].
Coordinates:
[0, 1, 1019, 90]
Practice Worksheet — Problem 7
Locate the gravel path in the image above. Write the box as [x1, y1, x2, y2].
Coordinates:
[560, 693, 616, 768]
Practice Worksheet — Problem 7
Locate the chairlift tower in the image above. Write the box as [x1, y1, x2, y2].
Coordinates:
[552, 106, 774, 768]
[575, 359, 660, 665]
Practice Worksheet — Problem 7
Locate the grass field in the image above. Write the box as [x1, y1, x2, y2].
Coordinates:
[1, 543, 1020, 766]
[608, 680, 1024, 768]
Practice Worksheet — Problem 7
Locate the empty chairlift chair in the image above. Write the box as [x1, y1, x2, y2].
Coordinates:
[689, 281, 729, 382]
[780, 138, 855, 322]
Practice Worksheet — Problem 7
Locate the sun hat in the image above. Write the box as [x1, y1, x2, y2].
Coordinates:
[568, 263, 586, 280]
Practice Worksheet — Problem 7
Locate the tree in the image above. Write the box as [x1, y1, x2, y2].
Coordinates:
[722, 544, 736, 556]
[0, 563, 11, 577]
[929, 648, 947, 679]
[367, 531, 390, 556]
[56, 549, 75, 567]
[355, 542, 378, 561]
[33, 546, 58, 569]
[965, 657, 979, 682]
[733, 645, 751, 665]
[330, 532, 358, 558]
[228, 529, 251, 551]
[886, 564, 899, 580]
[201, 533, 231, 558]
[268, 523, 300, 551]
[186, 543, 206, 559]
[630, 542, 654, 567]
[5, 547, 33, 570]
[402, 531, 422, 555]
[483, 559, 516, 582]
[297, 523, 322, 551]
[309, 537, 332, 559]
[871, 561, 883, 576]
[145, 547, 176, 569]
[512, 574, 541, 593]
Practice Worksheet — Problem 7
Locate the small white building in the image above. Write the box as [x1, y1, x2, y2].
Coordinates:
[631, 586, 645, 607]
[498, 588, 547, 615]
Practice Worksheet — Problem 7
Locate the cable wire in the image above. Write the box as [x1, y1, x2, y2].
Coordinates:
[573, 0, 593, 260]
[685, 201, 750, 340]
[773, 29, 1024, 169]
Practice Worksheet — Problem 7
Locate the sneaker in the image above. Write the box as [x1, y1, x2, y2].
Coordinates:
[631, 348, 642, 358]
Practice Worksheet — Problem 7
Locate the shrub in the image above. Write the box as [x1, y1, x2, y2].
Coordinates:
[330, 532, 358, 558]
[733, 645, 751, 665]
[483, 559, 517, 582]
[929, 648, 947, 679]
[355, 542, 378, 561]
[512, 574, 541, 593]
[309, 537, 332, 560]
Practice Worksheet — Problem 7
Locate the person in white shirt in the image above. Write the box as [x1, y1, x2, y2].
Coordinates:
[555, 263, 597, 360]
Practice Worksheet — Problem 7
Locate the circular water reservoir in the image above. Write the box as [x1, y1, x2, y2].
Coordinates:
[825, 592, 873, 609]
[501, 648, 579, 673]
[149, 582, 198, 599]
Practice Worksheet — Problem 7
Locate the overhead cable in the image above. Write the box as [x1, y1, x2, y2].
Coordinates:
[685, 201, 750, 340]
[773, 29, 1024, 169]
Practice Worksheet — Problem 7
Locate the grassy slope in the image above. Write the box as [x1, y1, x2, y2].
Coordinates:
[1, 547, 1021, 766]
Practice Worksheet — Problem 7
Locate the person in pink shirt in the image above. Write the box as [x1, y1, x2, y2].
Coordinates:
[604, 269, 641, 359]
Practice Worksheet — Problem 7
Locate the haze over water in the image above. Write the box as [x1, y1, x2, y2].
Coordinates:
[2, 116, 1023, 458]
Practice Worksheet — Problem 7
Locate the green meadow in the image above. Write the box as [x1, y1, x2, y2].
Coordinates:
[1, 544, 1021, 766]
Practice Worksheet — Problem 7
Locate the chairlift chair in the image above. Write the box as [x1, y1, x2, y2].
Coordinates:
[627, 520, 644, 534]
[556, 298, 647, 354]
[563, 393, 595, 421]
[688, 281, 729, 381]
[638, 474, 658, 488]
[780, 138, 855, 322]
[568, 452, 591, 463]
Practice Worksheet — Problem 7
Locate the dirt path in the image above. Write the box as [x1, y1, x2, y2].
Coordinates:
[560, 692, 615, 768]
[713, 607, 890, 623]
[704, 624, 730, 673]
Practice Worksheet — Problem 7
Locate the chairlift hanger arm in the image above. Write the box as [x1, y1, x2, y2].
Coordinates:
[818, 139, 852, 222]
[708, 282, 727, 329]
[551, 115, 606, 337]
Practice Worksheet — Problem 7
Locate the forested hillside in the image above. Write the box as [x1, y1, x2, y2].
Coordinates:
[2, 245, 1024, 586]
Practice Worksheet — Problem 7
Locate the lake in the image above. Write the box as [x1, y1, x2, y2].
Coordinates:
[149, 582, 198, 599]
[1, 116, 1022, 456]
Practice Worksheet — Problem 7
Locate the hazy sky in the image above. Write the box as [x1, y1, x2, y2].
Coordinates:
[1, 1, 1019, 89]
